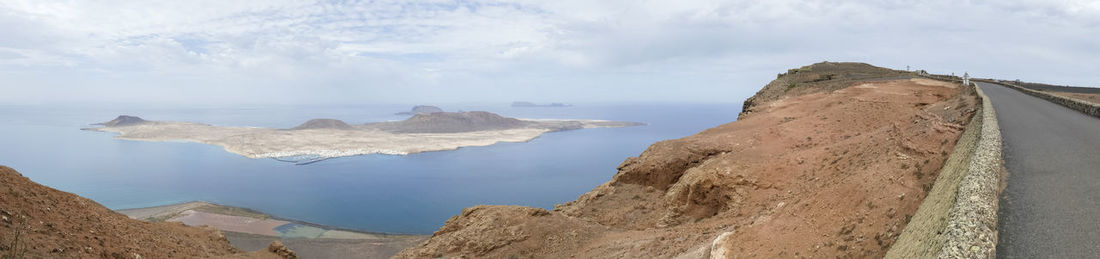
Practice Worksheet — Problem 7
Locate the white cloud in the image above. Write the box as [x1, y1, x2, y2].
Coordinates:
[0, 0, 1097, 105]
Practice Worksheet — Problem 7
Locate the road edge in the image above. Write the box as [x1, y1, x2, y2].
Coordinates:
[939, 82, 1005, 258]
[978, 79, 1100, 118]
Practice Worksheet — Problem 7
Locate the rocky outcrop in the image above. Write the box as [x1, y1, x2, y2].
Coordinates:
[400, 205, 606, 258]
[289, 119, 353, 130]
[740, 62, 912, 118]
[98, 115, 148, 127]
[397, 63, 979, 258]
[0, 166, 295, 258]
[365, 111, 530, 133]
[395, 105, 444, 116]
[266, 241, 298, 259]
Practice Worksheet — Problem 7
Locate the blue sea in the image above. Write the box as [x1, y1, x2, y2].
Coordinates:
[0, 103, 739, 234]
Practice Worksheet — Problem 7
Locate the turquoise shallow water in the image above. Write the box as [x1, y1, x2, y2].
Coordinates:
[0, 103, 739, 234]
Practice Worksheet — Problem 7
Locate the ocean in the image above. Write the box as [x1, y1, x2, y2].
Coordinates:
[0, 103, 740, 234]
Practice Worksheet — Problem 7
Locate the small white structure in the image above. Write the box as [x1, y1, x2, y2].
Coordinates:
[963, 72, 970, 86]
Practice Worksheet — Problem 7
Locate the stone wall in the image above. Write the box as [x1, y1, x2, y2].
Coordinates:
[978, 79, 1100, 118]
[886, 82, 1005, 258]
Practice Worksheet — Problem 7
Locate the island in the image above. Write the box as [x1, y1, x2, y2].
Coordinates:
[85, 111, 643, 164]
[394, 105, 444, 115]
[511, 101, 572, 107]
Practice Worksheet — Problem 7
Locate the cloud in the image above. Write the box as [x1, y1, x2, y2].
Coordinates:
[0, 0, 1097, 105]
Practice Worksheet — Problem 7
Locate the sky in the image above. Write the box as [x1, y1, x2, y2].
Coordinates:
[0, 0, 1097, 105]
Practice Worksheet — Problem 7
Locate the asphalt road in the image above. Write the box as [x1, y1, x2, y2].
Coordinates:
[978, 82, 1100, 258]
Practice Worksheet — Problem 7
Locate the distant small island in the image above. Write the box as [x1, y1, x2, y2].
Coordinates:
[85, 110, 642, 164]
[395, 105, 444, 115]
[511, 101, 572, 107]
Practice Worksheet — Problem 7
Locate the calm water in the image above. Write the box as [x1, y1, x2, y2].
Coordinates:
[0, 103, 739, 234]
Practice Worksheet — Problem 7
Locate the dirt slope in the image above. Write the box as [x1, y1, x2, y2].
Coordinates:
[397, 62, 978, 258]
[0, 166, 293, 258]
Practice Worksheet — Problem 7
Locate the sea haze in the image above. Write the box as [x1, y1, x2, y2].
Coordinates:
[0, 103, 740, 234]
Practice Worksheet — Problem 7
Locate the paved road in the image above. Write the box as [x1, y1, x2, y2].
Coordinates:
[978, 82, 1100, 258]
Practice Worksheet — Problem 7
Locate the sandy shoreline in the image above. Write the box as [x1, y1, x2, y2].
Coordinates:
[117, 201, 410, 238]
[117, 201, 428, 258]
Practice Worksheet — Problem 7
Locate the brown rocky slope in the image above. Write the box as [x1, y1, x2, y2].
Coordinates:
[0, 166, 294, 258]
[396, 62, 979, 258]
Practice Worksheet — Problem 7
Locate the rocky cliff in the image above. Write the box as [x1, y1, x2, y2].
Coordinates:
[0, 166, 295, 258]
[397, 62, 978, 258]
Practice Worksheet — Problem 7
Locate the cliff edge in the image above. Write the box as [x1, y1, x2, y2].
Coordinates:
[0, 166, 295, 258]
[397, 62, 978, 258]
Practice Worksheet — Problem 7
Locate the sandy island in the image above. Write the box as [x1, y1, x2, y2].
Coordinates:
[85, 111, 642, 163]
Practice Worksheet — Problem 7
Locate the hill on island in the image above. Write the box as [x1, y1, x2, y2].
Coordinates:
[97, 115, 148, 127]
[365, 111, 530, 133]
[0, 166, 295, 258]
[395, 105, 444, 115]
[290, 119, 354, 130]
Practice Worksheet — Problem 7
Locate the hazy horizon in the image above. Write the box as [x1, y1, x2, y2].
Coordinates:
[2, 0, 1098, 106]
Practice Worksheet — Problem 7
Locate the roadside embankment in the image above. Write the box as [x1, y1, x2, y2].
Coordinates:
[886, 82, 1005, 258]
[977, 79, 1100, 118]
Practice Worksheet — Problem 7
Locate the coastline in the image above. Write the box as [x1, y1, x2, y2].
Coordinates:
[117, 201, 428, 258]
[116, 201, 419, 237]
